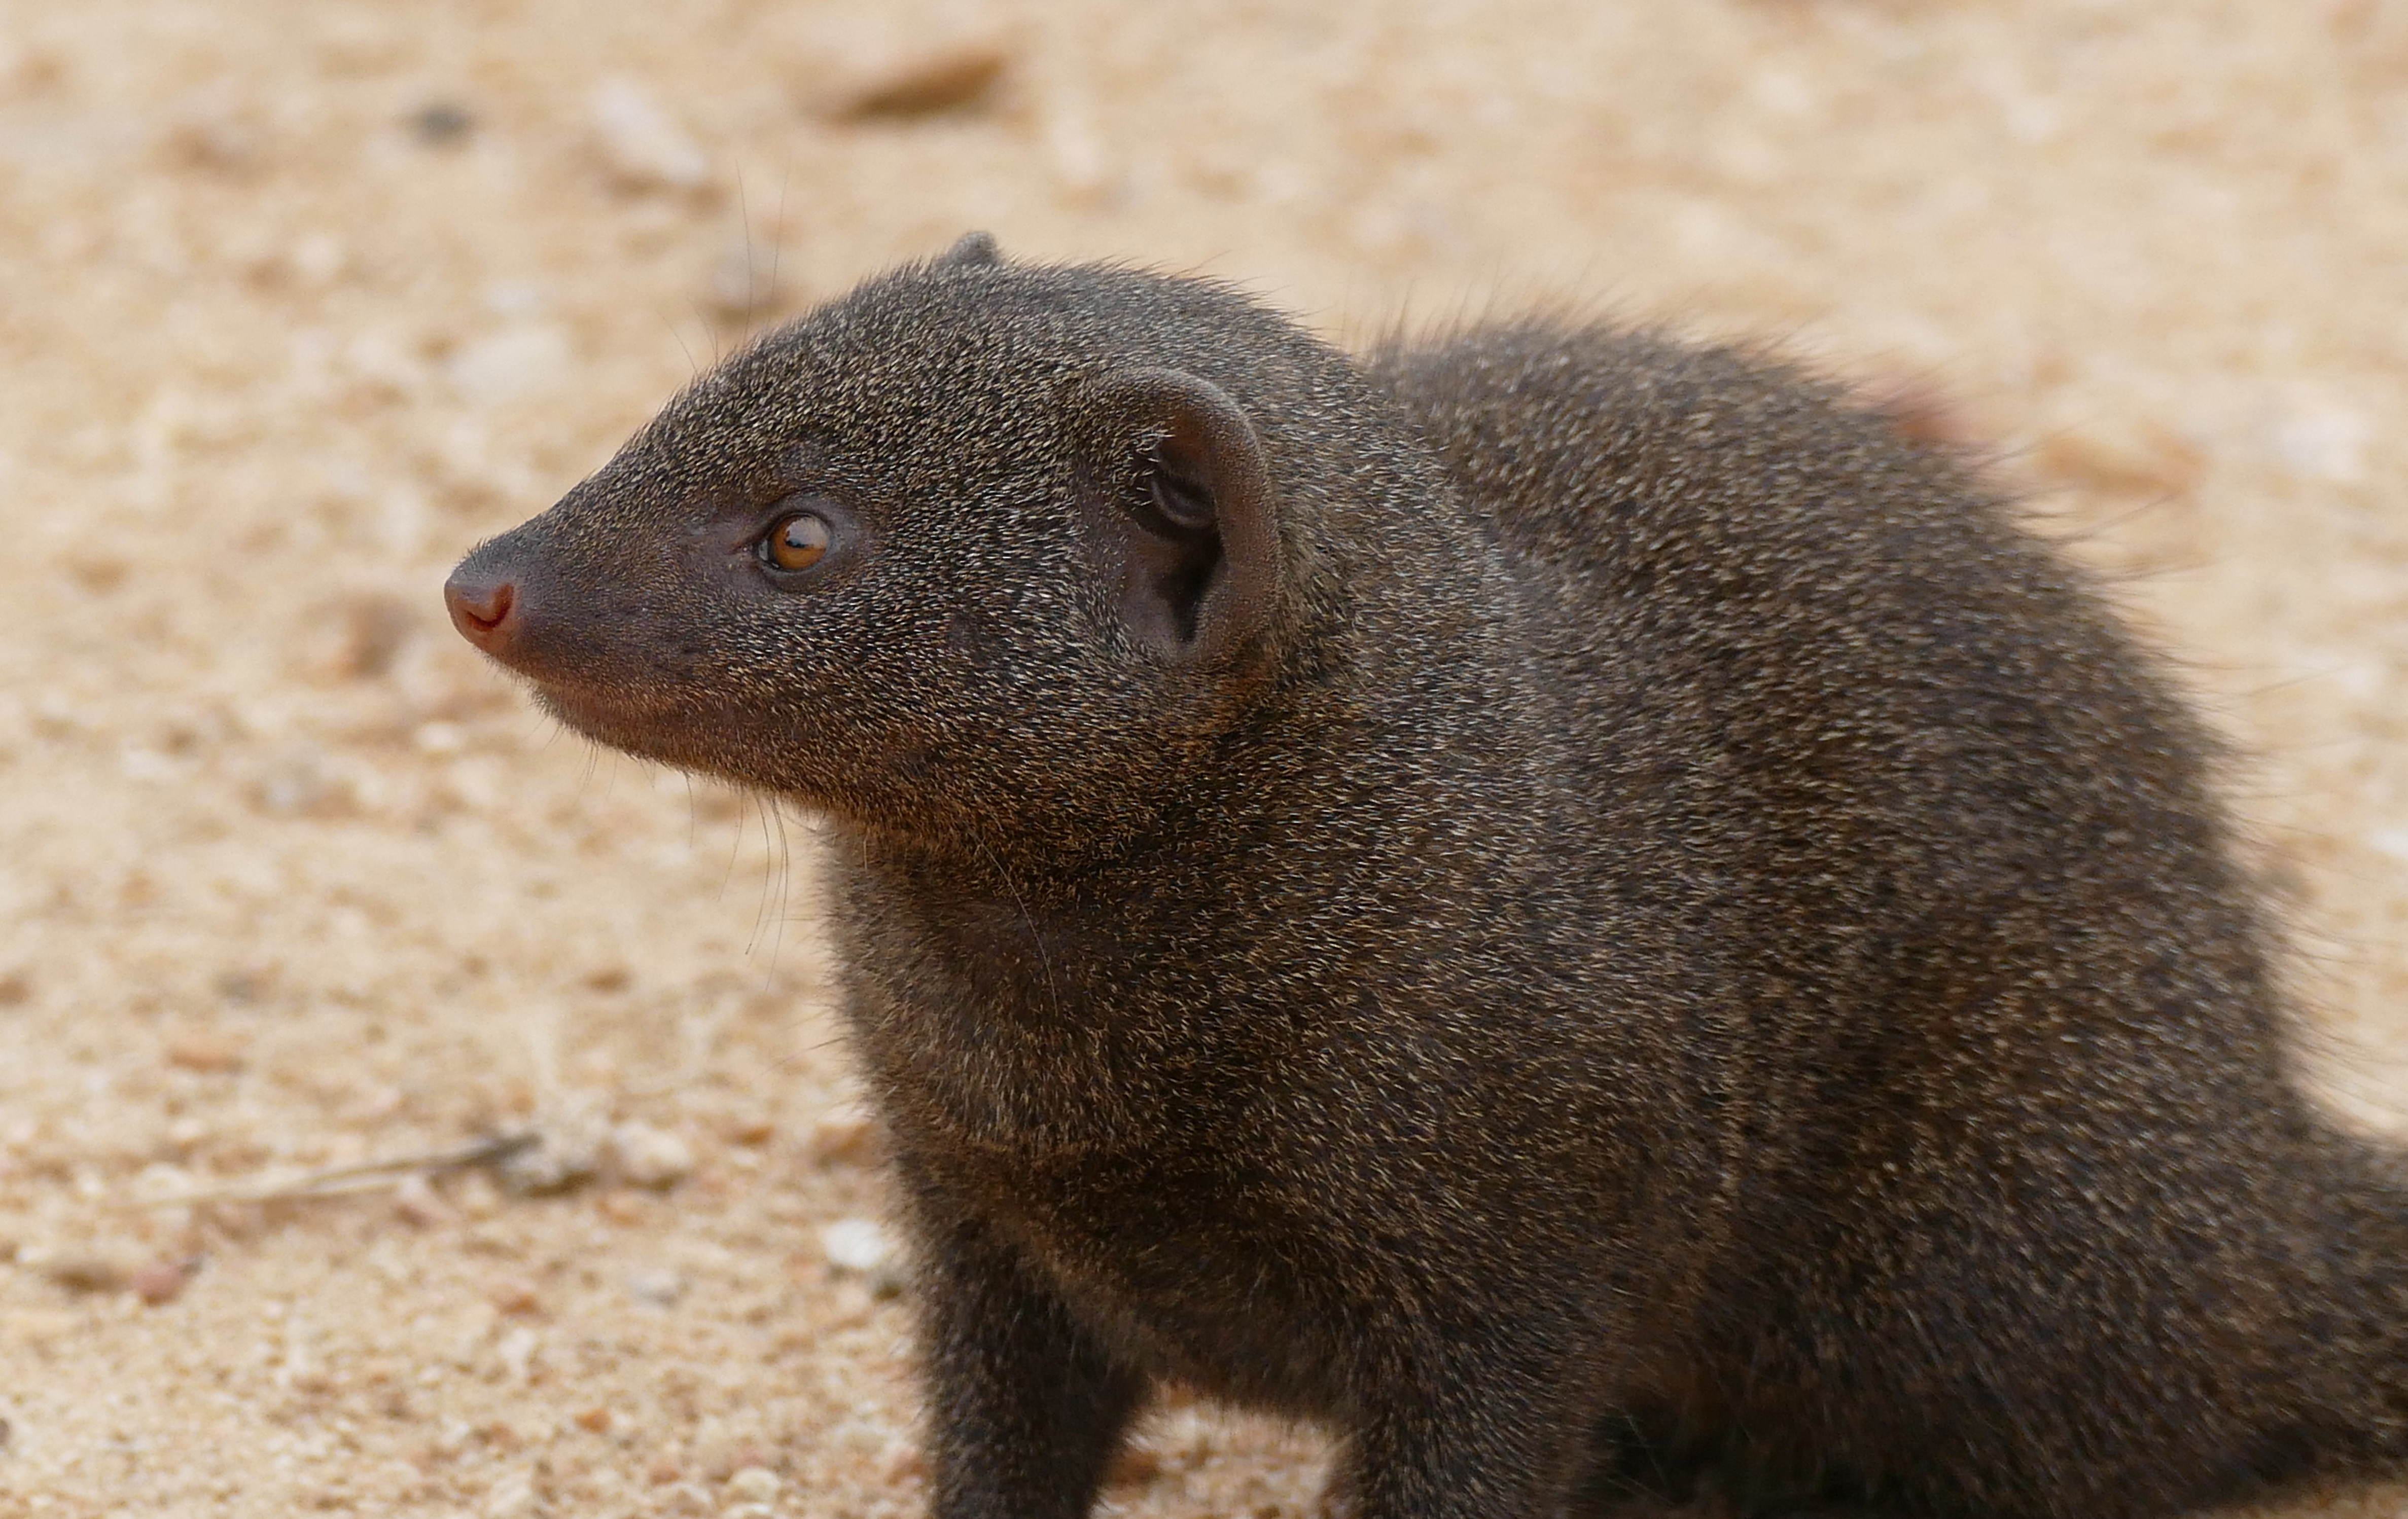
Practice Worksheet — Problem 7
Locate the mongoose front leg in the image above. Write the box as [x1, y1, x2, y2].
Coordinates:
[904, 1181, 1147, 1519]
[1327, 1320, 1597, 1519]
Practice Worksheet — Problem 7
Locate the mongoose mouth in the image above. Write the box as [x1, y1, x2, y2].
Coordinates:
[441, 558, 709, 764]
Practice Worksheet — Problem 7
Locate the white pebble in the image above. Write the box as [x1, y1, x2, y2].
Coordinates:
[495, 1325, 538, 1384]
[445, 324, 572, 408]
[589, 78, 707, 191]
[413, 720, 466, 755]
[626, 1265, 685, 1308]
[820, 1217, 894, 1273]
[484, 1473, 538, 1518]
[726, 1465, 781, 1502]
[608, 1122, 694, 1189]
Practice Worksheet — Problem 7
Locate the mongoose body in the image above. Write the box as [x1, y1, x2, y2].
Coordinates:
[446, 240, 2408, 1518]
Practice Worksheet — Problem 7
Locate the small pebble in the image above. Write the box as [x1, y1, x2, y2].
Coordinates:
[166, 1035, 244, 1074]
[573, 1405, 613, 1434]
[456, 1171, 503, 1218]
[131, 1259, 191, 1306]
[609, 1122, 694, 1189]
[487, 1275, 542, 1316]
[721, 1109, 777, 1147]
[707, 237, 782, 321]
[495, 1325, 537, 1383]
[413, 719, 467, 754]
[589, 77, 708, 191]
[820, 1217, 894, 1273]
[648, 1456, 685, 1485]
[595, 1190, 648, 1225]
[393, 1173, 450, 1228]
[445, 323, 573, 409]
[2034, 423, 2203, 498]
[807, 1105, 876, 1165]
[498, 1109, 609, 1195]
[626, 1265, 685, 1308]
[484, 1472, 538, 1518]
[726, 1466, 781, 1502]
[409, 101, 473, 145]
[31, 1246, 132, 1293]
[835, 44, 1008, 120]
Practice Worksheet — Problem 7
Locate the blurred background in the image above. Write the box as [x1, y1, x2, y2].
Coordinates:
[2, 2, 2405, 1515]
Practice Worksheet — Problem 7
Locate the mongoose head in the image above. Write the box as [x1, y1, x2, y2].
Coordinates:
[444, 237, 1361, 853]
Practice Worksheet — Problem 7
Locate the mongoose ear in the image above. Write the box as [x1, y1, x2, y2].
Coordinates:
[935, 231, 1003, 268]
[1082, 368, 1280, 665]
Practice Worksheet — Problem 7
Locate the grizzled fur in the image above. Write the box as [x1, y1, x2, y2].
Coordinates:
[448, 241, 2408, 1518]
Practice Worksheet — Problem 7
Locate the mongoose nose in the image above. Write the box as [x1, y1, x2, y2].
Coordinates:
[444, 569, 518, 653]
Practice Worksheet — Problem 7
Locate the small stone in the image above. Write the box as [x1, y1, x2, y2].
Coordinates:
[409, 101, 473, 146]
[30, 1245, 134, 1293]
[393, 1174, 450, 1228]
[608, 1122, 694, 1189]
[595, 1191, 647, 1225]
[499, 1109, 609, 1195]
[495, 1325, 537, 1383]
[487, 1276, 542, 1316]
[213, 963, 277, 1004]
[2273, 404, 2368, 484]
[253, 746, 356, 818]
[131, 1259, 191, 1306]
[820, 1217, 894, 1274]
[648, 1456, 685, 1485]
[456, 1171, 502, 1219]
[807, 1104, 876, 1165]
[2034, 422, 2203, 498]
[290, 232, 345, 286]
[484, 1472, 538, 1518]
[589, 77, 708, 191]
[413, 720, 467, 755]
[166, 1035, 244, 1074]
[445, 324, 573, 408]
[721, 1110, 776, 1147]
[332, 593, 419, 680]
[573, 1405, 613, 1434]
[626, 1265, 685, 1308]
[725, 1466, 781, 1502]
[834, 44, 1008, 121]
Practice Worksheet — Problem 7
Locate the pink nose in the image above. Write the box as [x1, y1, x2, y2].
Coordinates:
[444, 570, 517, 653]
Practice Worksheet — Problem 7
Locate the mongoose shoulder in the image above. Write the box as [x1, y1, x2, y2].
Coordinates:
[446, 237, 2408, 1519]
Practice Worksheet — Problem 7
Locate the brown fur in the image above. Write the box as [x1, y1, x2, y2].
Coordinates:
[445, 240, 2408, 1518]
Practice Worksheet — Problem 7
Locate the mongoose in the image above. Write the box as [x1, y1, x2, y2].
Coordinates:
[444, 235, 2408, 1518]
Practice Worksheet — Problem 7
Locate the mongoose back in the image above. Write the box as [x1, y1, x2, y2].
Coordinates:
[445, 236, 2408, 1518]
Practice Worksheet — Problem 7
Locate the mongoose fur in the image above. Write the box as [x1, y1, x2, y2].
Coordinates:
[444, 236, 2408, 1518]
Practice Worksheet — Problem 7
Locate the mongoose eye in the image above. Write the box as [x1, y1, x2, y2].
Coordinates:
[761, 511, 832, 572]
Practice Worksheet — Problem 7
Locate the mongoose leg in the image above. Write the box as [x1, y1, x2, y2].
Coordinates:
[1326, 1321, 1597, 1519]
[906, 1183, 1147, 1519]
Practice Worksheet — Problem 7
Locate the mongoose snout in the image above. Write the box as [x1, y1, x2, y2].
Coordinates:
[448, 235, 2408, 1519]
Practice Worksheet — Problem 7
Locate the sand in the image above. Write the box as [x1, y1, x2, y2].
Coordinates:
[2, 1, 2405, 1514]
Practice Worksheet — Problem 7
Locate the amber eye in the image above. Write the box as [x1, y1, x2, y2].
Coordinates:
[761, 512, 831, 571]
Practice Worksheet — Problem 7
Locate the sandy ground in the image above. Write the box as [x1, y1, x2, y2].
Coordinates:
[2, 1, 2407, 1515]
